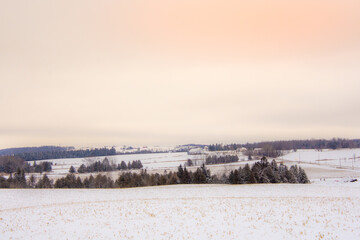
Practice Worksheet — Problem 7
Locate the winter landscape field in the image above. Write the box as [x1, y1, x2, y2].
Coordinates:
[2, 148, 360, 239]
[28, 152, 206, 177]
[1, 182, 360, 239]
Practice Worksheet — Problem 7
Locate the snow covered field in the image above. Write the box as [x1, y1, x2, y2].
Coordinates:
[281, 148, 360, 169]
[30, 152, 206, 176]
[1, 183, 360, 239]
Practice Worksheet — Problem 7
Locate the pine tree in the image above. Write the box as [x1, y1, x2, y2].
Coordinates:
[193, 168, 206, 183]
[36, 174, 53, 188]
[69, 165, 76, 173]
[177, 165, 184, 183]
[78, 164, 87, 173]
[298, 167, 309, 183]
[120, 161, 127, 170]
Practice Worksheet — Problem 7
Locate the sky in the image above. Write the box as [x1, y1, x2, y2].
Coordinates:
[1, 0, 360, 148]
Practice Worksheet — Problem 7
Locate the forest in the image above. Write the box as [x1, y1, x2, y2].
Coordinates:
[14, 147, 117, 161]
[0, 146, 72, 156]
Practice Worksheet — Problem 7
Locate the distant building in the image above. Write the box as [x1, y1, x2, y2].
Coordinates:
[188, 148, 204, 155]
[237, 147, 247, 153]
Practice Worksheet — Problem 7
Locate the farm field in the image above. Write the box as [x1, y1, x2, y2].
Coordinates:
[28, 152, 206, 176]
[280, 148, 360, 169]
[1, 183, 360, 239]
[23, 149, 360, 182]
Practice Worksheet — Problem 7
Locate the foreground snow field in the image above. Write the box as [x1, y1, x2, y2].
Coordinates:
[1, 183, 360, 240]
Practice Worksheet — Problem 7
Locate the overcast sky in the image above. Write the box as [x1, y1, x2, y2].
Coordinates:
[1, 0, 360, 148]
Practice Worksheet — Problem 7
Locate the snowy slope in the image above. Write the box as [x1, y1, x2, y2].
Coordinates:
[280, 148, 360, 169]
[1, 183, 360, 239]
[30, 152, 205, 175]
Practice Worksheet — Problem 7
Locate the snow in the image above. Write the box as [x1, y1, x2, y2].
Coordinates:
[1, 183, 360, 239]
[280, 148, 360, 169]
[3, 148, 360, 239]
[30, 152, 205, 175]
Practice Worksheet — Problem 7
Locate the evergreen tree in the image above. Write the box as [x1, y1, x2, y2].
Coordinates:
[36, 174, 53, 188]
[193, 168, 206, 183]
[298, 167, 309, 183]
[69, 165, 76, 173]
[242, 164, 252, 183]
[28, 174, 36, 188]
[177, 165, 184, 183]
[13, 168, 27, 188]
[183, 167, 192, 184]
[120, 161, 127, 170]
[78, 164, 87, 173]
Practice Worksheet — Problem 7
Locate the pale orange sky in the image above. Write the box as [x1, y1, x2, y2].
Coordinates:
[1, 0, 360, 148]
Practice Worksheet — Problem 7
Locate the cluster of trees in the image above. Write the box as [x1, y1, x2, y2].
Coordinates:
[57, 164, 212, 188]
[75, 158, 143, 173]
[55, 174, 114, 188]
[0, 172, 54, 188]
[0, 169, 28, 188]
[0, 158, 309, 188]
[208, 144, 238, 151]
[0, 156, 26, 173]
[117, 160, 143, 170]
[30, 161, 52, 173]
[15, 147, 117, 161]
[0, 156, 52, 174]
[205, 155, 239, 165]
[228, 157, 309, 184]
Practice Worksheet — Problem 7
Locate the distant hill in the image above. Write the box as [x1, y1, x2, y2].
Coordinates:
[0, 146, 74, 156]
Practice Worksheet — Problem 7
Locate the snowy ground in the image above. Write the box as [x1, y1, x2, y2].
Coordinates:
[280, 148, 360, 169]
[3, 149, 360, 239]
[1, 183, 360, 240]
[29, 152, 206, 176]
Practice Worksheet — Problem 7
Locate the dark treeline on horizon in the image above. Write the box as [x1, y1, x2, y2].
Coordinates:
[15, 147, 117, 161]
[0, 157, 309, 188]
[209, 138, 360, 151]
[0, 146, 73, 156]
[0, 146, 181, 161]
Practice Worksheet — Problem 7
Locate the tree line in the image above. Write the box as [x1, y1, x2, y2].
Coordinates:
[74, 158, 143, 173]
[208, 144, 238, 151]
[205, 155, 239, 165]
[14, 147, 117, 161]
[0, 157, 309, 188]
[209, 138, 360, 152]
[0, 146, 72, 156]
